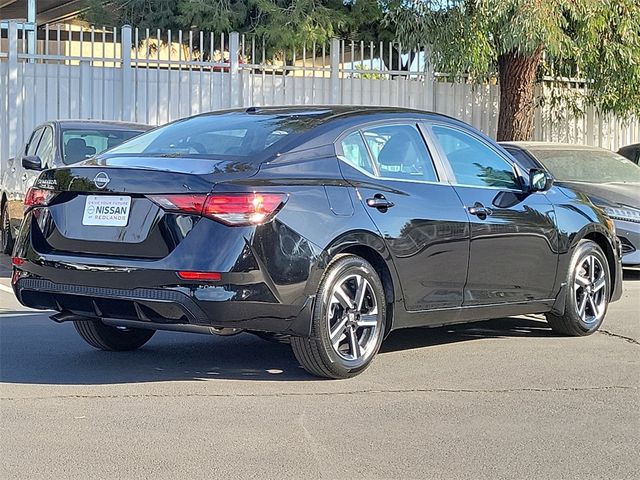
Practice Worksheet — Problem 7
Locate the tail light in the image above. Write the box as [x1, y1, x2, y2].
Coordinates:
[24, 188, 55, 211]
[149, 193, 287, 226]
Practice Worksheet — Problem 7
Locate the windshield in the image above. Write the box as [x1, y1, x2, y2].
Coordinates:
[105, 113, 329, 160]
[531, 148, 640, 183]
[62, 128, 145, 164]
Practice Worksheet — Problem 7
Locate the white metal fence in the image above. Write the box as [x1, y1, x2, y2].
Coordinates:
[1, 22, 639, 166]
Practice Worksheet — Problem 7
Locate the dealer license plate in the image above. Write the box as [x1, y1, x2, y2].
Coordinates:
[82, 195, 131, 227]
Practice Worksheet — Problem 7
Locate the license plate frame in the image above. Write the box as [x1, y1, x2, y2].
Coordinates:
[82, 195, 132, 227]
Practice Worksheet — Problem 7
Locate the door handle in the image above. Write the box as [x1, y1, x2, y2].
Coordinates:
[366, 194, 395, 210]
[468, 203, 492, 218]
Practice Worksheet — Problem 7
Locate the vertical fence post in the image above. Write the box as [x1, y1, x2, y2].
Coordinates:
[7, 22, 19, 161]
[229, 32, 241, 107]
[79, 60, 91, 119]
[121, 25, 133, 121]
[423, 45, 435, 112]
[27, 0, 36, 58]
[330, 38, 340, 104]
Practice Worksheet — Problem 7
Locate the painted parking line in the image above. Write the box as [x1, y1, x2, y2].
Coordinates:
[0, 312, 46, 318]
[0, 283, 13, 294]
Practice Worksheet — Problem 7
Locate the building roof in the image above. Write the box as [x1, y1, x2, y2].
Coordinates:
[0, 1, 84, 25]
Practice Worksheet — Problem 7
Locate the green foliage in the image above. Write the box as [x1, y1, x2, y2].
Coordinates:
[386, 0, 640, 117]
[83, 0, 393, 50]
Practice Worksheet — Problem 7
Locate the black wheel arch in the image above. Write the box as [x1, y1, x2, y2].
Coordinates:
[314, 229, 401, 337]
[552, 222, 620, 315]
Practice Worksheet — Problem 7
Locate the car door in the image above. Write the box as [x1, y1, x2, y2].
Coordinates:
[427, 122, 558, 306]
[5, 127, 44, 227]
[25, 125, 55, 190]
[337, 122, 470, 314]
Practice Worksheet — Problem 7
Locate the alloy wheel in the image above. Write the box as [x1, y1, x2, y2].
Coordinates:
[326, 273, 381, 362]
[574, 254, 607, 325]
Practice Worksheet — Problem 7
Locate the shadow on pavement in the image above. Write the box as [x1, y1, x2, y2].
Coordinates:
[381, 315, 554, 353]
[623, 268, 640, 281]
[0, 312, 554, 385]
[0, 254, 10, 278]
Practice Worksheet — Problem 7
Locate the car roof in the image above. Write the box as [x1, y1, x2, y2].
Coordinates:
[500, 141, 610, 152]
[189, 105, 465, 126]
[47, 120, 152, 131]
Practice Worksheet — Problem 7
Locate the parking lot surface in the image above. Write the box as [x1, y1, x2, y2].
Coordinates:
[0, 255, 638, 479]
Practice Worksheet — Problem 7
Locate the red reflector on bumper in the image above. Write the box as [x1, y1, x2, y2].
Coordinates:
[11, 257, 25, 267]
[177, 271, 221, 281]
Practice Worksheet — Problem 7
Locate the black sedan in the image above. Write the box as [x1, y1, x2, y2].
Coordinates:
[501, 142, 640, 267]
[12, 107, 622, 378]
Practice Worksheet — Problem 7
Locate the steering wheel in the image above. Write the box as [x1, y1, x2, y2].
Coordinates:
[181, 141, 207, 154]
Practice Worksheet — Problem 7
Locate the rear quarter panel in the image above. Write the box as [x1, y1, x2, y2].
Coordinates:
[225, 155, 398, 305]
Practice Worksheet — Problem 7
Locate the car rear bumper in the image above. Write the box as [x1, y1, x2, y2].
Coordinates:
[12, 264, 316, 337]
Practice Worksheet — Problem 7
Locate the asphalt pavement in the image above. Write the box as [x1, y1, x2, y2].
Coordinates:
[0, 255, 638, 479]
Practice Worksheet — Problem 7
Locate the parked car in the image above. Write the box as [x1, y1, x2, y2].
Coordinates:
[12, 107, 622, 378]
[501, 142, 640, 267]
[1, 120, 152, 254]
[617, 143, 640, 165]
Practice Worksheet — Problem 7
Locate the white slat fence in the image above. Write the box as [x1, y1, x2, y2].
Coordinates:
[1, 22, 639, 169]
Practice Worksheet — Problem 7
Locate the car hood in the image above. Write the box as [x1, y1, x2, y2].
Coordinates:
[557, 181, 640, 209]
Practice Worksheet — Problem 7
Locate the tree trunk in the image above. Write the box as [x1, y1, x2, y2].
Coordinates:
[496, 48, 543, 141]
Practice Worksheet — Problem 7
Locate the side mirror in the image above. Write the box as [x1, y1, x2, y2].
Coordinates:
[22, 155, 43, 171]
[529, 168, 553, 192]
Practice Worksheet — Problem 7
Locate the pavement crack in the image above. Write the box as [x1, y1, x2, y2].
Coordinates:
[1, 385, 636, 402]
[598, 329, 640, 346]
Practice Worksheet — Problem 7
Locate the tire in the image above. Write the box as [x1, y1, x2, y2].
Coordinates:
[1, 202, 14, 255]
[546, 240, 610, 336]
[291, 254, 387, 379]
[73, 320, 155, 351]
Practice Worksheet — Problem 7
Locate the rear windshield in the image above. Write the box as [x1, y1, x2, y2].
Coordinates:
[104, 113, 327, 159]
[62, 129, 145, 164]
[531, 148, 640, 183]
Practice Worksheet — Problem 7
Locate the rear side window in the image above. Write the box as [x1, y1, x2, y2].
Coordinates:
[106, 113, 333, 159]
[432, 125, 520, 189]
[340, 132, 375, 175]
[363, 124, 438, 182]
[340, 124, 438, 182]
[62, 129, 144, 164]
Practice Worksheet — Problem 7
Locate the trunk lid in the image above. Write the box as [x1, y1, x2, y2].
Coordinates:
[30, 156, 259, 259]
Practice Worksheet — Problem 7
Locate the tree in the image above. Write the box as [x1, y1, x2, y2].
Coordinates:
[386, 0, 640, 141]
[83, 0, 393, 54]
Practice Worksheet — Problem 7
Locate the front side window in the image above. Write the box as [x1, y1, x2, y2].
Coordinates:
[35, 127, 54, 167]
[361, 124, 438, 182]
[26, 128, 44, 156]
[432, 125, 520, 189]
[504, 147, 538, 171]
